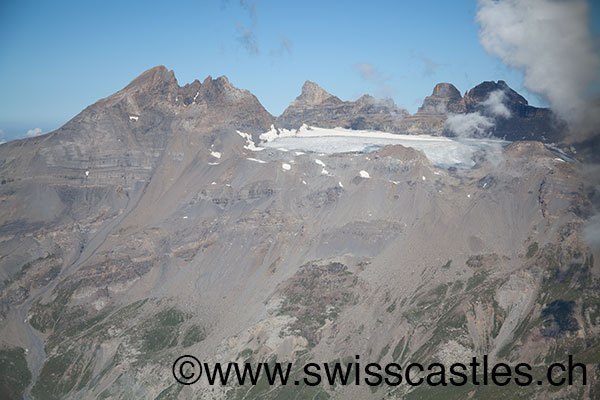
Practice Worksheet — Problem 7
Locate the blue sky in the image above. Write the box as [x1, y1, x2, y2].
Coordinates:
[1, 0, 599, 141]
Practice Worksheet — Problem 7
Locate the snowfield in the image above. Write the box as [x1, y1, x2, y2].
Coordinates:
[258, 125, 508, 168]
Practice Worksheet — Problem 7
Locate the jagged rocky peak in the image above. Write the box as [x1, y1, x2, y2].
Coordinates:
[123, 65, 178, 92]
[276, 79, 410, 132]
[117, 67, 253, 106]
[418, 82, 466, 114]
[201, 74, 234, 88]
[292, 80, 340, 106]
[464, 80, 528, 106]
[196, 74, 253, 103]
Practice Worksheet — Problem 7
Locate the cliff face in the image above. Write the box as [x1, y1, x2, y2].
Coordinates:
[418, 82, 467, 114]
[0, 67, 597, 400]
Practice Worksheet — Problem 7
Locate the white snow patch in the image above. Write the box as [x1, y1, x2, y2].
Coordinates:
[193, 91, 199, 102]
[246, 158, 267, 164]
[237, 130, 264, 151]
[259, 125, 280, 141]
[422, 176, 426, 181]
[129, 115, 139, 121]
[277, 148, 289, 152]
[282, 163, 291, 171]
[554, 157, 565, 163]
[295, 151, 305, 156]
[315, 159, 326, 167]
[467, 194, 471, 198]
[208, 162, 220, 166]
[211, 182, 217, 185]
[359, 170, 370, 178]
[321, 168, 329, 175]
[259, 124, 302, 142]
[211, 151, 222, 159]
[338, 181, 344, 188]
[183, 216, 188, 219]
[85, 170, 89, 177]
[302, 180, 307, 185]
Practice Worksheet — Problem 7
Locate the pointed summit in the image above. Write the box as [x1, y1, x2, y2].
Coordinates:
[277, 81, 408, 132]
[124, 65, 178, 91]
[292, 80, 339, 106]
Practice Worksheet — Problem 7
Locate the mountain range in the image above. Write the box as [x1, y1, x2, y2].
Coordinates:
[0, 66, 598, 399]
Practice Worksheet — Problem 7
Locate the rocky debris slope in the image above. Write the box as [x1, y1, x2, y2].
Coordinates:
[0, 66, 597, 399]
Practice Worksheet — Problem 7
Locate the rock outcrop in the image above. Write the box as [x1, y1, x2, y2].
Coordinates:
[418, 82, 467, 114]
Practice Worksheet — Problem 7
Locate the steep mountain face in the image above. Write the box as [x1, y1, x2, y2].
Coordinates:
[0, 67, 598, 400]
[276, 81, 410, 133]
[0, 65, 273, 398]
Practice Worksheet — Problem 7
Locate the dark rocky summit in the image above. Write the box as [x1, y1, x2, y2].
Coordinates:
[461, 80, 565, 142]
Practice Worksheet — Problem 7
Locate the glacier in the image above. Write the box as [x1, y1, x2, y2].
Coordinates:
[259, 125, 508, 168]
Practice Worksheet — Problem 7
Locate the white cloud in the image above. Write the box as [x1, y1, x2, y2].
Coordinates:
[354, 63, 395, 98]
[476, 0, 600, 129]
[446, 112, 494, 138]
[26, 128, 43, 137]
[481, 90, 511, 118]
